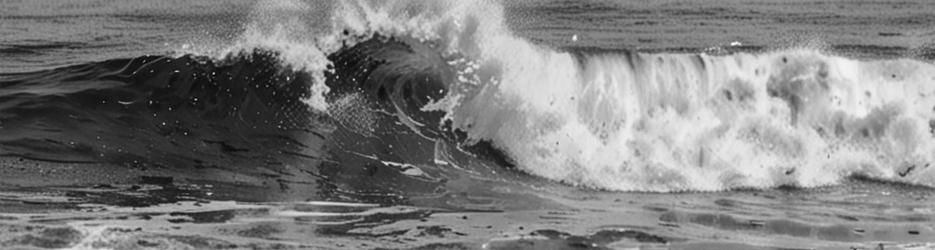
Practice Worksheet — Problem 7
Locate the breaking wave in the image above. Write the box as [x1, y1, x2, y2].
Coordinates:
[5, 0, 935, 192]
[309, 0, 935, 191]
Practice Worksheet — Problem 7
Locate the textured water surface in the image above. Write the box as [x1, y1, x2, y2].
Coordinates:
[2, 0, 935, 249]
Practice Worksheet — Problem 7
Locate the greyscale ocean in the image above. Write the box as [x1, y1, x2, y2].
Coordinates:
[1, 0, 935, 249]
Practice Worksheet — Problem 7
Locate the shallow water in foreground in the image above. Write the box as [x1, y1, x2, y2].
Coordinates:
[1, 167, 934, 249]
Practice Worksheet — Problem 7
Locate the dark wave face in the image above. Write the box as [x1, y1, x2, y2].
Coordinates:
[0, 51, 332, 201]
[319, 35, 529, 205]
[325, 35, 518, 167]
[5, 1, 935, 249]
[1, 52, 312, 158]
[327, 36, 451, 133]
[0, 36, 530, 208]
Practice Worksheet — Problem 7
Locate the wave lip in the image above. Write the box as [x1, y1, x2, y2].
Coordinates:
[235, 0, 935, 192]
[6, 0, 935, 193]
[444, 46, 935, 191]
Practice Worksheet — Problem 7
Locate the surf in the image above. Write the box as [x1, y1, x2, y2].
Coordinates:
[444, 48, 935, 191]
[284, 0, 935, 191]
[5, 0, 935, 193]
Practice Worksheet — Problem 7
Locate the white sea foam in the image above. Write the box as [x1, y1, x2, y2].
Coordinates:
[229, 0, 935, 191]
[450, 49, 935, 191]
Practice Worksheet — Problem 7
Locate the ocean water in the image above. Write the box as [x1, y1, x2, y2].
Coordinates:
[1, 0, 935, 249]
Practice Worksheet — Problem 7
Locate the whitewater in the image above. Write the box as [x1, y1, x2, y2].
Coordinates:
[2, 0, 935, 249]
[221, 0, 935, 191]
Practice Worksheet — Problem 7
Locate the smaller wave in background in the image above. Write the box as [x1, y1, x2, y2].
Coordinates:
[0, 50, 317, 162]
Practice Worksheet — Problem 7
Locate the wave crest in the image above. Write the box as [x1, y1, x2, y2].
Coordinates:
[196, 0, 935, 191]
[444, 48, 935, 191]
